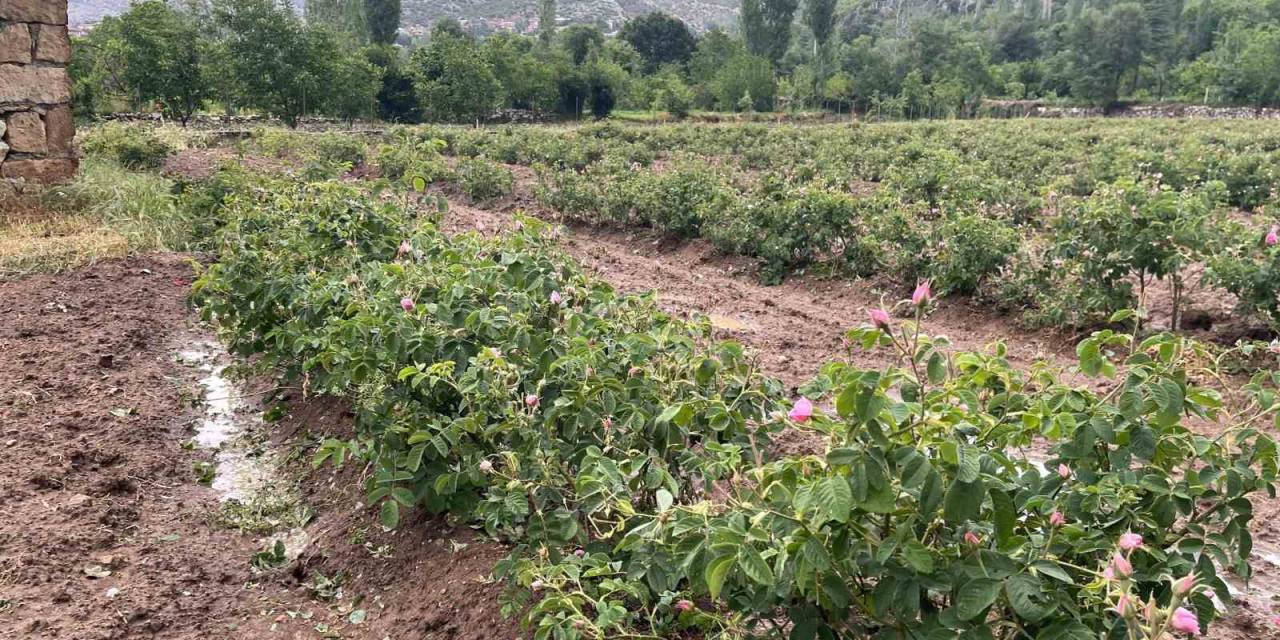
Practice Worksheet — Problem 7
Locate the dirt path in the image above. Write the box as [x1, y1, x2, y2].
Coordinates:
[0, 255, 523, 640]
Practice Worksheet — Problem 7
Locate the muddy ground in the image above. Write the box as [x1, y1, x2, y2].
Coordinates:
[3, 148, 1279, 638]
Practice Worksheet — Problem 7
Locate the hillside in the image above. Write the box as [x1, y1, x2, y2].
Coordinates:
[67, 0, 738, 34]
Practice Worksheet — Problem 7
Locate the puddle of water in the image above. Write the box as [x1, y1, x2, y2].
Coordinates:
[177, 339, 308, 557]
[709, 314, 749, 331]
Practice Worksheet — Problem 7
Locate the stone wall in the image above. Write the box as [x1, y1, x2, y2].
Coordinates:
[0, 0, 76, 187]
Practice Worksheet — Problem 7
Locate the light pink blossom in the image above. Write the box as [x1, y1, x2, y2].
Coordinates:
[674, 600, 694, 613]
[912, 281, 932, 306]
[525, 394, 540, 408]
[1119, 532, 1143, 551]
[550, 291, 563, 305]
[1268, 227, 1278, 246]
[789, 398, 813, 423]
[398, 239, 412, 255]
[964, 531, 981, 546]
[1049, 511, 1066, 527]
[400, 297, 415, 312]
[1174, 575, 1197, 595]
[1111, 552, 1133, 578]
[1057, 464, 1071, 479]
[1113, 594, 1133, 617]
[869, 308, 892, 330]
[1170, 607, 1200, 635]
[479, 460, 493, 474]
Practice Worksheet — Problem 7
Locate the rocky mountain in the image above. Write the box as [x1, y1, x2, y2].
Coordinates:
[67, 0, 738, 35]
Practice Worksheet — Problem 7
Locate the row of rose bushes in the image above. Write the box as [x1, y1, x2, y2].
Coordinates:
[370, 124, 1280, 332]
[190, 171, 1278, 639]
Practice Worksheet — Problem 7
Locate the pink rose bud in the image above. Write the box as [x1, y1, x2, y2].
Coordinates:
[1174, 575, 1197, 595]
[602, 417, 613, 430]
[400, 297, 415, 312]
[1057, 464, 1071, 479]
[1268, 227, 1278, 246]
[574, 549, 585, 557]
[964, 531, 980, 546]
[550, 291, 563, 305]
[1113, 593, 1133, 617]
[525, 394, 540, 408]
[869, 308, 892, 330]
[530, 580, 544, 591]
[628, 366, 641, 377]
[1111, 552, 1132, 577]
[1170, 607, 1200, 635]
[1049, 511, 1066, 527]
[479, 460, 493, 474]
[912, 281, 932, 306]
[1118, 532, 1143, 551]
[674, 600, 694, 613]
[788, 398, 813, 423]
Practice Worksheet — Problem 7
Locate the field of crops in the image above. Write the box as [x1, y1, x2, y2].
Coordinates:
[5, 118, 1280, 640]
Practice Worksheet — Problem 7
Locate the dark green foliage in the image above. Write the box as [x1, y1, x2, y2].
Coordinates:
[619, 12, 697, 71]
[365, 0, 401, 45]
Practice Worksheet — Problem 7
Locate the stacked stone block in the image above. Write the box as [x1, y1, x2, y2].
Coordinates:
[0, 0, 77, 186]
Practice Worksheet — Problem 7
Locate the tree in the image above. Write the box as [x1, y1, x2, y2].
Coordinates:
[740, 0, 798, 64]
[803, 0, 837, 54]
[559, 24, 604, 64]
[410, 33, 502, 123]
[619, 12, 697, 71]
[328, 51, 382, 123]
[1062, 3, 1150, 106]
[712, 53, 775, 111]
[483, 33, 559, 111]
[117, 1, 208, 124]
[305, 0, 366, 43]
[538, 0, 556, 44]
[213, 0, 336, 127]
[367, 45, 421, 122]
[365, 0, 401, 45]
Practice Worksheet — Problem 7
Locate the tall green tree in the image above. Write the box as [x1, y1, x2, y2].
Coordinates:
[365, 0, 401, 45]
[618, 12, 697, 71]
[538, 0, 557, 44]
[118, 0, 208, 124]
[305, 0, 366, 43]
[213, 0, 336, 127]
[741, 0, 798, 64]
[410, 32, 502, 123]
[803, 0, 837, 54]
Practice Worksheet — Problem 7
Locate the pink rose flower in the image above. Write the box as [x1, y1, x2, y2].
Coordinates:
[1170, 607, 1200, 635]
[550, 291, 563, 305]
[525, 394, 540, 408]
[869, 308, 891, 330]
[400, 297, 415, 312]
[1111, 552, 1132, 578]
[964, 531, 981, 546]
[1057, 464, 1071, 479]
[912, 281, 932, 306]
[1267, 227, 1278, 246]
[1119, 532, 1143, 551]
[789, 398, 813, 423]
[1049, 511, 1066, 527]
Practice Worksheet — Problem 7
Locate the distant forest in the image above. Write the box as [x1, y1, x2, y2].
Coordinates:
[69, 0, 1280, 124]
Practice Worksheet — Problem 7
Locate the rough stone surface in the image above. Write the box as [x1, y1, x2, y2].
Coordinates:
[34, 25, 70, 63]
[0, 1, 67, 25]
[0, 23, 31, 64]
[6, 110, 46, 153]
[1, 157, 76, 183]
[0, 64, 71, 104]
[43, 103, 72, 154]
